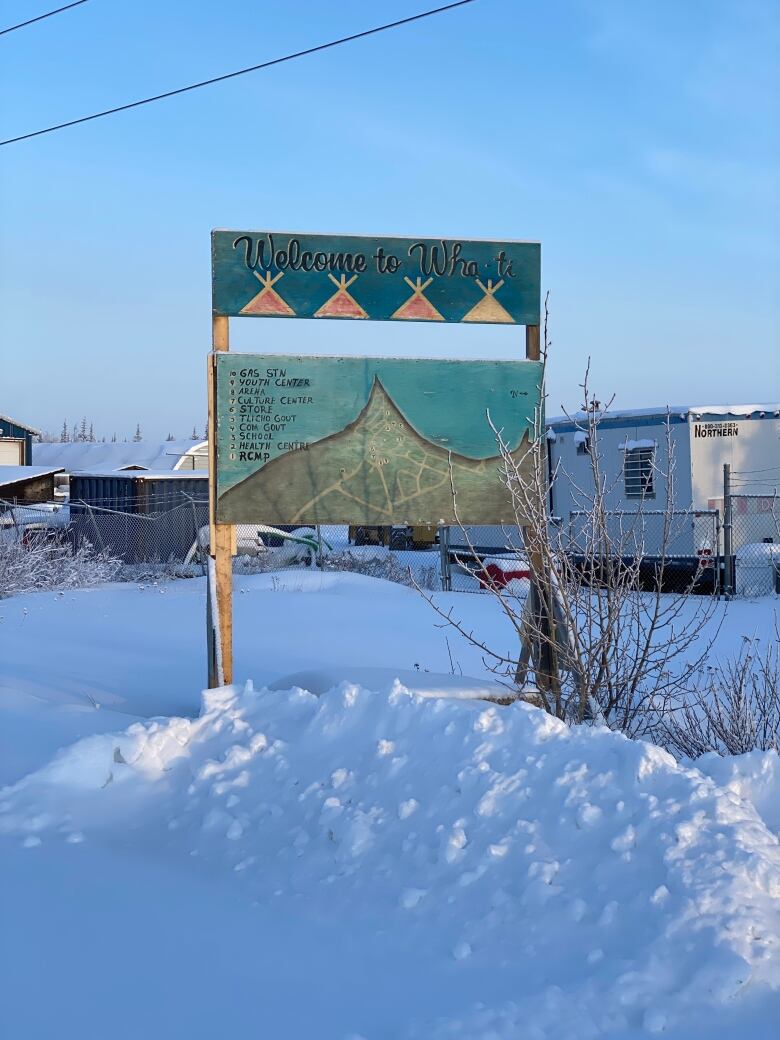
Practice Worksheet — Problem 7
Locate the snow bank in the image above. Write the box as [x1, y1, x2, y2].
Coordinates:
[3, 681, 780, 1038]
[735, 543, 780, 596]
[692, 751, 780, 836]
[267, 665, 511, 701]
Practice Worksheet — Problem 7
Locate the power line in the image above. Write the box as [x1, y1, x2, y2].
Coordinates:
[0, 0, 90, 37]
[0, 0, 477, 146]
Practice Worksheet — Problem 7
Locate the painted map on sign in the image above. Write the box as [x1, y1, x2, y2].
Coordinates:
[215, 354, 542, 526]
[212, 231, 541, 326]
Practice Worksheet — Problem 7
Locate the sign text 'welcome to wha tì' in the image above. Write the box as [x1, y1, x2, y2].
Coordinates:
[212, 231, 541, 326]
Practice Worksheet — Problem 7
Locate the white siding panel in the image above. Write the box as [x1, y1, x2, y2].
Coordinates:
[0, 440, 23, 465]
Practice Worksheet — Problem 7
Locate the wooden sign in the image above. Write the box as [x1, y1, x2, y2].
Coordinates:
[215, 353, 542, 525]
[212, 231, 541, 326]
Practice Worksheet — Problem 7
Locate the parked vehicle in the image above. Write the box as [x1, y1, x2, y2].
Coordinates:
[348, 524, 438, 550]
[187, 524, 330, 567]
[0, 503, 70, 548]
[476, 554, 531, 592]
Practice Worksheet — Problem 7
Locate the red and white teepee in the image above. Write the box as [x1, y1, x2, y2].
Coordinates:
[240, 270, 295, 316]
[392, 277, 444, 321]
[314, 274, 368, 319]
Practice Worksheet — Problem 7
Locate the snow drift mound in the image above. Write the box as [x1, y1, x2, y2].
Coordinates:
[3, 680, 780, 1038]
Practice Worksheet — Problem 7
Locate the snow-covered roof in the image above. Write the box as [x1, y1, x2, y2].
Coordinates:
[72, 470, 208, 481]
[33, 439, 207, 474]
[547, 404, 780, 428]
[620, 438, 657, 451]
[0, 465, 63, 487]
[0, 414, 40, 435]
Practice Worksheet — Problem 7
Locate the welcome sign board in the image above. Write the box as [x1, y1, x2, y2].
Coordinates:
[212, 231, 541, 326]
[215, 353, 542, 526]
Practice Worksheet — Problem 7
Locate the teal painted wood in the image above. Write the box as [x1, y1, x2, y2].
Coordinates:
[212, 231, 540, 325]
[214, 353, 542, 525]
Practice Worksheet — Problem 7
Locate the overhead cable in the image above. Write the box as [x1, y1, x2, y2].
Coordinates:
[0, 0, 90, 38]
[0, 0, 476, 146]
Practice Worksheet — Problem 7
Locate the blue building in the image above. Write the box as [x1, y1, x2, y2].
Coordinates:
[0, 414, 38, 466]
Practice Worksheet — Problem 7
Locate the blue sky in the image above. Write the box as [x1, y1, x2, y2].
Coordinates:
[1, 0, 778, 441]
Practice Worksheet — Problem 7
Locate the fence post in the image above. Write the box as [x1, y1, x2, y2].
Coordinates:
[723, 463, 733, 597]
[185, 493, 204, 573]
[84, 502, 107, 555]
[439, 525, 452, 591]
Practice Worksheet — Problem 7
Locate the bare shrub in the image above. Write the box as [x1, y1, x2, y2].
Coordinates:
[322, 549, 439, 590]
[116, 560, 204, 583]
[415, 299, 722, 738]
[0, 535, 121, 598]
[232, 551, 313, 576]
[661, 629, 780, 757]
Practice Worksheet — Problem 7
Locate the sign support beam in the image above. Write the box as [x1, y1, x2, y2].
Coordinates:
[523, 322, 562, 704]
[525, 324, 540, 362]
[208, 314, 234, 687]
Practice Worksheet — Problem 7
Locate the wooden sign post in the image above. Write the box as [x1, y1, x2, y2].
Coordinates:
[207, 230, 542, 689]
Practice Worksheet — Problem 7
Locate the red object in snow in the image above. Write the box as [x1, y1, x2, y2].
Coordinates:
[478, 560, 531, 590]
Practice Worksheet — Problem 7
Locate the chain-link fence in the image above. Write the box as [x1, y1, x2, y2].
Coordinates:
[440, 524, 529, 595]
[566, 509, 721, 595]
[3, 494, 776, 598]
[69, 496, 209, 568]
[727, 494, 780, 597]
[0, 495, 203, 575]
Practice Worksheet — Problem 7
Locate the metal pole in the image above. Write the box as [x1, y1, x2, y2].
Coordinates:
[316, 524, 324, 569]
[723, 462, 733, 598]
[439, 524, 452, 591]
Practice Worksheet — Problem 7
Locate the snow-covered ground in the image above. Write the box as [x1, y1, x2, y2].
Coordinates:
[1, 572, 779, 1039]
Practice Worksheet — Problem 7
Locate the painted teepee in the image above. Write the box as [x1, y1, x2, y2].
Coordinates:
[314, 274, 368, 319]
[462, 278, 514, 323]
[392, 277, 444, 321]
[240, 270, 295, 316]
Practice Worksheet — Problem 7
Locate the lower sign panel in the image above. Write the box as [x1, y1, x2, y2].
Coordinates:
[215, 354, 542, 526]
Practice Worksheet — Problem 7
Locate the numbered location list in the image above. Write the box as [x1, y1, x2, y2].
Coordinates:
[224, 365, 314, 465]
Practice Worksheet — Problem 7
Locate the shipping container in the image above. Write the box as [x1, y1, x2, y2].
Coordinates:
[68, 471, 209, 563]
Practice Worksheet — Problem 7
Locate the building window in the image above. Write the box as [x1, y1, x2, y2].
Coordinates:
[624, 446, 655, 499]
[575, 432, 590, 456]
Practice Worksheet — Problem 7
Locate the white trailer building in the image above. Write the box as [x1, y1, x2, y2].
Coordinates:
[546, 404, 780, 580]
